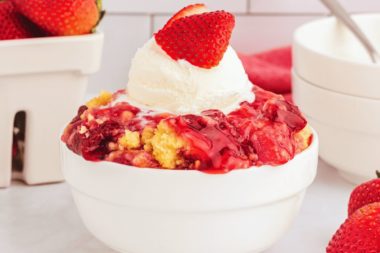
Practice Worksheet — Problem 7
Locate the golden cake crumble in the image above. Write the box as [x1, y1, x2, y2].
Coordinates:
[150, 122, 185, 169]
[86, 91, 113, 109]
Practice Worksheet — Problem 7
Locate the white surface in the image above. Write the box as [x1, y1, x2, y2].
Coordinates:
[250, 0, 327, 14]
[103, 0, 380, 14]
[0, 34, 104, 188]
[0, 159, 353, 253]
[103, 0, 247, 14]
[293, 14, 380, 99]
[61, 133, 317, 253]
[249, 0, 380, 14]
[89, 15, 150, 93]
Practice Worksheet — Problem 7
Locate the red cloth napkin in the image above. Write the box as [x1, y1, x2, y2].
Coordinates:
[239, 46, 292, 101]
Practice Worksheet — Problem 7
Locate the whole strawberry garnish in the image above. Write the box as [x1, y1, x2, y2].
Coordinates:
[0, 0, 43, 40]
[327, 202, 380, 253]
[155, 10, 235, 69]
[164, 3, 208, 29]
[11, 0, 103, 36]
[348, 171, 380, 215]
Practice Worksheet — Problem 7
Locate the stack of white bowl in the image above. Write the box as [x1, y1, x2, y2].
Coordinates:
[293, 14, 380, 184]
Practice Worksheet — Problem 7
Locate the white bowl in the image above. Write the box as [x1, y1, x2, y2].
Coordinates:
[292, 71, 380, 184]
[61, 131, 318, 253]
[293, 14, 380, 99]
[0, 33, 104, 188]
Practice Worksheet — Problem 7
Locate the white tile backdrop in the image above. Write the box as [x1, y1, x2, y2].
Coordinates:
[89, 0, 380, 92]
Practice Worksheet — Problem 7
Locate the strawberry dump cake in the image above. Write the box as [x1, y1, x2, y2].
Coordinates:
[61, 4, 312, 173]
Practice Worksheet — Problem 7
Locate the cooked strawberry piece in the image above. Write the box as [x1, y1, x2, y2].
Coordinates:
[251, 122, 294, 165]
[262, 99, 307, 131]
[167, 112, 250, 172]
[107, 150, 159, 168]
[82, 121, 123, 160]
[63, 120, 124, 161]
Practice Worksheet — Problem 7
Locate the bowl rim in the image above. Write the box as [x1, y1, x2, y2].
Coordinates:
[61, 129, 318, 210]
[0, 32, 104, 48]
[293, 13, 380, 69]
[292, 69, 380, 101]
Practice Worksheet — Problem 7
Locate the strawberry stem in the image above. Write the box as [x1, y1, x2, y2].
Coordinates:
[96, 10, 106, 27]
[97, 0, 102, 11]
[93, 0, 105, 33]
[377, 170, 380, 178]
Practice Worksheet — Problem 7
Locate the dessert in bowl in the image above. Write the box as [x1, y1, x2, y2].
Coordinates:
[61, 4, 318, 253]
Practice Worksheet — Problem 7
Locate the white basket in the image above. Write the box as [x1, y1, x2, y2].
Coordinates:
[0, 33, 104, 187]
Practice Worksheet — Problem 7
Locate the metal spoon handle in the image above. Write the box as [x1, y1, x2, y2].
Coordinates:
[321, 0, 380, 63]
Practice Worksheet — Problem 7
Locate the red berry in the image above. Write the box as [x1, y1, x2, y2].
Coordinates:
[348, 172, 380, 215]
[327, 202, 380, 253]
[264, 99, 307, 131]
[11, 0, 102, 36]
[251, 122, 294, 165]
[155, 10, 235, 69]
[0, 0, 43, 40]
[164, 3, 208, 29]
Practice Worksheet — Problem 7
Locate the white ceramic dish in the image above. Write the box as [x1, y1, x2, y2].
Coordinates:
[292, 71, 380, 184]
[293, 14, 380, 99]
[61, 130, 318, 253]
[0, 33, 104, 187]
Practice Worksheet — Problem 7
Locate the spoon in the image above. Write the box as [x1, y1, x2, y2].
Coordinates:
[320, 0, 380, 63]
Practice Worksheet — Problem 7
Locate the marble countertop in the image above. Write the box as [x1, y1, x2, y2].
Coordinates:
[0, 159, 354, 253]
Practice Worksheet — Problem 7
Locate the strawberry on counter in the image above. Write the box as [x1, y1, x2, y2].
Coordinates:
[327, 202, 380, 253]
[327, 173, 380, 253]
[348, 171, 380, 215]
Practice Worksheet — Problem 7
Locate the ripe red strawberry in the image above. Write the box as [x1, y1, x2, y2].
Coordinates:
[327, 202, 380, 253]
[11, 0, 103, 36]
[348, 171, 380, 215]
[0, 0, 43, 40]
[164, 3, 208, 29]
[155, 10, 235, 69]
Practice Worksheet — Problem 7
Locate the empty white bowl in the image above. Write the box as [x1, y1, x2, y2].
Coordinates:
[61, 131, 318, 253]
[293, 71, 380, 184]
[293, 14, 380, 99]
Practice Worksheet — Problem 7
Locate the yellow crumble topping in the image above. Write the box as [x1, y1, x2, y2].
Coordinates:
[141, 126, 155, 152]
[150, 122, 185, 169]
[118, 130, 141, 149]
[294, 125, 312, 153]
[86, 91, 113, 109]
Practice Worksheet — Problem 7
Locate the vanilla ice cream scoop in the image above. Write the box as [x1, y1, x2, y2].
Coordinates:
[127, 38, 254, 114]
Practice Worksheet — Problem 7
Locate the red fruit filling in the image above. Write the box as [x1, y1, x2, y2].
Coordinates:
[61, 87, 312, 173]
